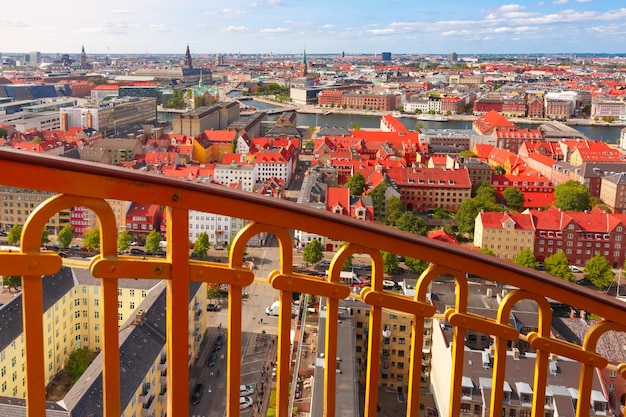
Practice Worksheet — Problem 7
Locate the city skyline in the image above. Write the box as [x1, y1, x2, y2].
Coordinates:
[2, 1, 626, 56]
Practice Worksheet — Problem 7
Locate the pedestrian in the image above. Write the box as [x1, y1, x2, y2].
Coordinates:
[209, 371, 213, 378]
[260, 318, 263, 324]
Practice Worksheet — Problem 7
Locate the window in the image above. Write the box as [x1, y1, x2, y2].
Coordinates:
[399, 338, 406, 344]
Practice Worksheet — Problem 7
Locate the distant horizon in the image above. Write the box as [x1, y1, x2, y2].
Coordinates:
[2, 1, 626, 56]
[3, 51, 626, 59]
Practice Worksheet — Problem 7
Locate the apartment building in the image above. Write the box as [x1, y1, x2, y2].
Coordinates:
[60, 97, 156, 132]
[188, 209, 245, 248]
[0, 268, 203, 405]
[386, 167, 472, 213]
[474, 211, 536, 260]
[600, 172, 626, 214]
[213, 161, 257, 192]
[0, 187, 70, 234]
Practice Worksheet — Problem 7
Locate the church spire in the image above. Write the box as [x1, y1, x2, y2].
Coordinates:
[184, 44, 193, 69]
[301, 48, 307, 76]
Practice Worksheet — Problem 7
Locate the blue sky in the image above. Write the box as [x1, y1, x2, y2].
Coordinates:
[2, 0, 626, 55]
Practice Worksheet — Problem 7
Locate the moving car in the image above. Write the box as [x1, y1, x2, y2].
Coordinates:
[191, 383, 203, 405]
[240, 396, 254, 409]
[213, 334, 223, 350]
[207, 350, 217, 367]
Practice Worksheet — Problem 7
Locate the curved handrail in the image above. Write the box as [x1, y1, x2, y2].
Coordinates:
[2, 147, 626, 417]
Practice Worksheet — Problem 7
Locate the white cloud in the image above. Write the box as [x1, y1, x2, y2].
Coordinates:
[260, 27, 289, 33]
[321, 24, 334, 29]
[110, 9, 132, 14]
[366, 28, 395, 35]
[223, 25, 248, 32]
[1, 18, 28, 27]
[576, 0, 593, 2]
[554, 0, 569, 4]
[498, 4, 525, 12]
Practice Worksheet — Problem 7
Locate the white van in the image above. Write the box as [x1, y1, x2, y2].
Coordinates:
[265, 301, 279, 316]
[569, 265, 580, 273]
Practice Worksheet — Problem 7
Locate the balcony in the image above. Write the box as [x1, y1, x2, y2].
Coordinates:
[2, 148, 626, 417]
[141, 394, 156, 417]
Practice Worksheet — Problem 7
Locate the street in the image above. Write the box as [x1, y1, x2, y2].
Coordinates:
[189, 245, 282, 417]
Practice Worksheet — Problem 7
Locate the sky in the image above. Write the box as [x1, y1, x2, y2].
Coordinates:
[2, 0, 626, 56]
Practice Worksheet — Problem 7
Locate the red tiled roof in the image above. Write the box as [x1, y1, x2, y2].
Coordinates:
[478, 212, 535, 230]
[473, 110, 515, 135]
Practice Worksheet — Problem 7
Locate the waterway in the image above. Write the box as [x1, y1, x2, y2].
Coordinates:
[192, 91, 626, 143]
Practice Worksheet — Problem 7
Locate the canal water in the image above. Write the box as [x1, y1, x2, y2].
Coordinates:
[222, 93, 626, 143]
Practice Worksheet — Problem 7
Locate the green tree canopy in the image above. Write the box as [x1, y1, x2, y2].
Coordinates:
[405, 257, 429, 275]
[117, 230, 133, 252]
[339, 242, 354, 270]
[395, 212, 427, 236]
[57, 224, 74, 249]
[167, 90, 185, 109]
[456, 183, 502, 236]
[7, 224, 22, 245]
[41, 229, 50, 246]
[145, 230, 163, 254]
[458, 150, 477, 159]
[494, 165, 506, 175]
[554, 180, 590, 212]
[385, 196, 405, 226]
[207, 284, 221, 301]
[584, 254, 614, 289]
[514, 248, 538, 270]
[83, 228, 101, 252]
[0, 128, 8, 139]
[302, 239, 324, 265]
[345, 173, 366, 196]
[544, 250, 574, 282]
[352, 122, 361, 131]
[193, 232, 211, 258]
[478, 247, 496, 256]
[2, 275, 21, 291]
[382, 251, 398, 273]
[67, 349, 96, 385]
[432, 207, 452, 219]
[503, 187, 525, 211]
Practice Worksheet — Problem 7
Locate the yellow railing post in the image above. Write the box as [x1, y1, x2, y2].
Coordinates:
[166, 206, 190, 417]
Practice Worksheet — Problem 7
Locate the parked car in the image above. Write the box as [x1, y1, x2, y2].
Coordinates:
[239, 384, 255, 397]
[130, 248, 145, 255]
[207, 303, 220, 311]
[207, 350, 217, 367]
[240, 396, 254, 409]
[569, 265, 580, 273]
[191, 383, 203, 405]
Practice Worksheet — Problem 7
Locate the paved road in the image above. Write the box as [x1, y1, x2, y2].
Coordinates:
[189, 245, 282, 417]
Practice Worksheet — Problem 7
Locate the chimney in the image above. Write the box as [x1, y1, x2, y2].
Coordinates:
[569, 308, 576, 319]
[134, 309, 146, 325]
[580, 309, 587, 321]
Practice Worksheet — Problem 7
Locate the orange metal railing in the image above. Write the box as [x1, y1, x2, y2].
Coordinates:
[2, 148, 626, 417]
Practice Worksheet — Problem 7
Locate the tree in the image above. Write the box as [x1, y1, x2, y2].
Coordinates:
[459, 150, 477, 158]
[515, 248, 538, 270]
[339, 242, 353, 270]
[167, 90, 185, 109]
[41, 229, 50, 246]
[193, 232, 210, 258]
[345, 173, 366, 196]
[67, 349, 96, 385]
[432, 207, 451, 219]
[302, 239, 324, 265]
[2, 275, 21, 291]
[57, 224, 74, 249]
[7, 224, 22, 245]
[207, 284, 221, 302]
[352, 122, 361, 131]
[395, 212, 427, 236]
[0, 128, 8, 139]
[478, 247, 496, 256]
[117, 230, 133, 253]
[83, 228, 101, 252]
[503, 187, 525, 211]
[584, 254, 614, 289]
[194, 96, 206, 108]
[456, 183, 502, 236]
[494, 165, 506, 175]
[382, 251, 398, 273]
[405, 257, 429, 274]
[544, 250, 574, 282]
[554, 180, 590, 212]
[145, 230, 163, 254]
[385, 196, 404, 226]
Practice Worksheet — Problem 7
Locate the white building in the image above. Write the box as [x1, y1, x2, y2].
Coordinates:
[213, 162, 257, 192]
[545, 91, 578, 116]
[188, 210, 243, 248]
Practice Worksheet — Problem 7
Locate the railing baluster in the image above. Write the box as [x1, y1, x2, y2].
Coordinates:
[166, 206, 190, 417]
